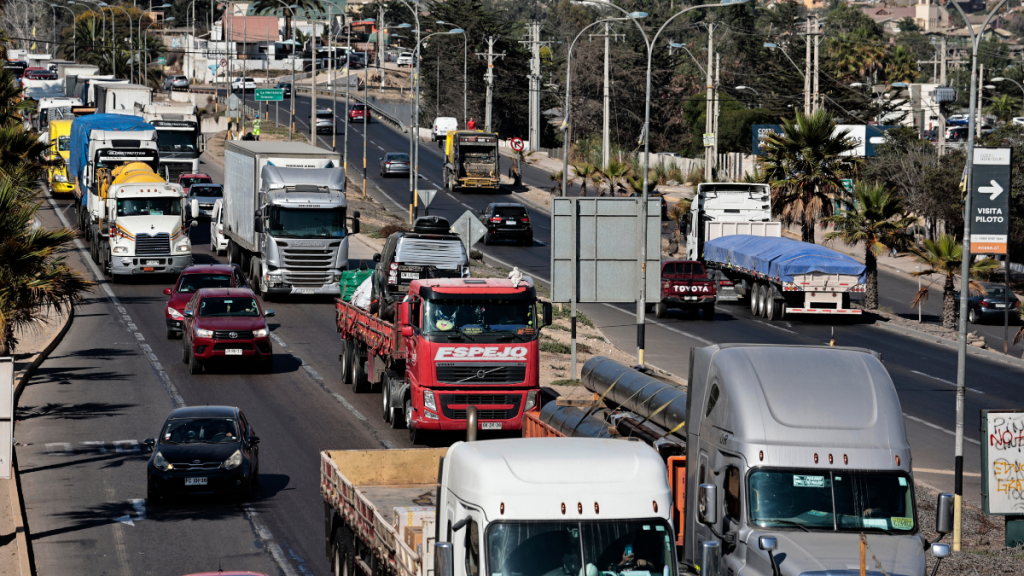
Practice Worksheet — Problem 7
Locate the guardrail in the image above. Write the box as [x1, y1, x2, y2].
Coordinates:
[295, 85, 406, 131]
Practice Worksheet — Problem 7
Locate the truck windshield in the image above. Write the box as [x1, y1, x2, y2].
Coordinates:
[157, 130, 197, 152]
[268, 207, 346, 238]
[748, 469, 916, 533]
[423, 299, 537, 339]
[486, 520, 675, 576]
[57, 135, 70, 152]
[116, 198, 182, 217]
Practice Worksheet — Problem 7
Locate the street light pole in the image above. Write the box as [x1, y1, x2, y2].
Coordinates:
[52, 3, 76, 60]
[438, 21, 468, 129]
[944, 0, 1009, 552]
[107, 4, 133, 82]
[395, 0, 420, 219]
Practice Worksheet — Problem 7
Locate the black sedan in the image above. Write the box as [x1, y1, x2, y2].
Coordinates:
[144, 406, 260, 502]
[480, 202, 533, 246]
[275, 82, 292, 97]
[380, 152, 411, 177]
[955, 282, 1020, 324]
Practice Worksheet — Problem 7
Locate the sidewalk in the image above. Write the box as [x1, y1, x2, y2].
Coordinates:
[0, 306, 74, 576]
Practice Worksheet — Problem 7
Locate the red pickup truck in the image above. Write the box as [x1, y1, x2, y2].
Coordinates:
[655, 260, 717, 319]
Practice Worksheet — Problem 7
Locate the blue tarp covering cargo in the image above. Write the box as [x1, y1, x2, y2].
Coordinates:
[704, 235, 866, 284]
[68, 114, 154, 180]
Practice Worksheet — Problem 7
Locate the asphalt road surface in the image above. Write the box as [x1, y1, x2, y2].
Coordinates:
[18, 90, 1023, 576]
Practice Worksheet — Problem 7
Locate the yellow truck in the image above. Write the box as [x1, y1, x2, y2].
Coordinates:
[48, 119, 74, 194]
[442, 130, 500, 192]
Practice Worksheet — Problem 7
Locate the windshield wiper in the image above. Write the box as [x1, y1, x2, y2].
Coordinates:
[496, 332, 527, 342]
[445, 328, 476, 341]
[759, 519, 811, 532]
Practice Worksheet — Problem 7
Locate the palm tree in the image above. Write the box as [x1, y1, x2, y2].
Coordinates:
[986, 94, 1020, 123]
[250, 0, 324, 43]
[824, 182, 916, 310]
[549, 170, 574, 196]
[0, 178, 93, 354]
[600, 160, 630, 196]
[759, 110, 860, 243]
[884, 45, 919, 86]
[572, 163, 597, 196]
[909, 235, 999, 330]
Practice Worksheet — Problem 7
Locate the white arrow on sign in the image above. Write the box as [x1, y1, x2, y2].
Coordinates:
[979, 180, 1004, 200]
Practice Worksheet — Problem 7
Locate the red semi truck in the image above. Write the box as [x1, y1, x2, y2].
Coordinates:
[336, 276, 552, 443]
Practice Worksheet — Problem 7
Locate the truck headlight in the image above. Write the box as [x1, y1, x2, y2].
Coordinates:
[112, 246, 129, 254]
[524, 390, 538, 412]
[195, 327, 213, 338]
[222, 449, 243, 470]
[176, 243, 191, 253]
[153, 451, 172, 471]
[55, 174, 67, 182]
[423, 390, 436, 411]
[167, 307, 183, 319]
[253, 328, 268, 337]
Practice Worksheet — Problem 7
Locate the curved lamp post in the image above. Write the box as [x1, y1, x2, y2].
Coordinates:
[991, 77, 1024, 117]
[105, 3, 132, 81]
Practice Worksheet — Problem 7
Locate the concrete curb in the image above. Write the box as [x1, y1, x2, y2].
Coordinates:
[7, 305, 74, 576]
[872, 319, 1024, 368]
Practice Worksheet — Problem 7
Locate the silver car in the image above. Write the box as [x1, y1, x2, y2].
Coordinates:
[380, 152, 410, 177]
[162, 74, 189, 91]
[313, 107, 334, 134]
[187, 183, 223, 219]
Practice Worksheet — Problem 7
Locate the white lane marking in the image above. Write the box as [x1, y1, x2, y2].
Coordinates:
[243, 504, 274, 540]
[81, 441, 108, 453]
[268, 544, 301, 576]
[377, 145, 385, 151]
[460, 202, 473, 209]
[43, 194, 306, 576]
[46, 442, 72, 455]
[903, 413, 981, 445]
[600, 303, 714, 346]
[751, 319, 796, 334]
[911, 370, 985, 394]
[270, 332, 288, 347]
[913, 467, 982, 477]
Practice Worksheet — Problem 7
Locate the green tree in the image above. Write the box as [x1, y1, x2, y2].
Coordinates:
[824, 182, 916, 309]
[599, 159, 630, 197]
[572, 163, 598, 196]
[986, 94, 1020, 123]
[897, 17, 920, 33]
[758, 110, 860, 243]
[250, 0, 324, 42]
[910, 236, 999, 329]
[884, 45, 919, 86]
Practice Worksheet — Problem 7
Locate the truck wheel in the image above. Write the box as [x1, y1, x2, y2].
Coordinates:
[351, 350, 369, 393]
[749, 283, 759, 316]
[765, 290, 778, 320]
[381, 374, 392, 423]
[333, 529, 353, 576]
[758, 285, 770, 318]
[250, 257, 262, 296]
[390, 393, 405, 429]
[340, 340, 352, 384]
[405, 399, 422, 443]
[654, 302, 668, 318]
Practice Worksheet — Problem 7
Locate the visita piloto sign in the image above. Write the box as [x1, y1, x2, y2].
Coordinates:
[970, 148, 1011, 255]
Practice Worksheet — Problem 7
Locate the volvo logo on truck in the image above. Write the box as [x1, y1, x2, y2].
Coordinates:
[434, 346, 529, 361]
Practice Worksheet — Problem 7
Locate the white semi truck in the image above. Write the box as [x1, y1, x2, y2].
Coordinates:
[140, 102, 206, 180]
[222, 141, 359, 298]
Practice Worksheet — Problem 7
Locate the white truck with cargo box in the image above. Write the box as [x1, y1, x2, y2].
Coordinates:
[93, 82, 153, 115]
[322, 438, 679, 576]
[222, 141, 360, 298]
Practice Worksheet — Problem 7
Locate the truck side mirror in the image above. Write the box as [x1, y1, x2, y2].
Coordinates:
[350, 213, 360, 235]
[254, 216, 263, 233]
[191, 199, 199, 220]
[398, 302, 410, 325]
[542, 302, 553, 327]
[199, 133, 206, 152]
[935, 493, 954, 534]
[758, 536, 777, 551]
[931, 543, 950, 559]
[700, 540, 721, 576]
[435, 542, 454, 576]
[698, 483, 718, 525]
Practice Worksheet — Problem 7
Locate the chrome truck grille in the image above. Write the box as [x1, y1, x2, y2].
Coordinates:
[435, 364, 527, 384]
[278, 241, 339, 287]
[135, 233, 170, 256]
[161, 162, 194, 182]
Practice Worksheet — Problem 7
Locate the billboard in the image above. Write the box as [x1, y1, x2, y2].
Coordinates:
[753, 124, 898, 157]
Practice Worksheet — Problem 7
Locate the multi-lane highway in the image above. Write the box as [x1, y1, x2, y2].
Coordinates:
[16, 88, 1024, 576]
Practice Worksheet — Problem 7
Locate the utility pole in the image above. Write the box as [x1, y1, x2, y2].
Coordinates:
[704, 22, 714, 181]
[519, 22, 542, 152]
[813, 17, 820, 113]
[477, 36, 505, 132]
[379, 4, 386, 92]
[804, 17, 811, 115]
[939, 36, 947, 156]
[311, 17, 318, 144]
[977, 62, 984, 138]
[712, 53, 720, 166]
[603, 21, 610, 168]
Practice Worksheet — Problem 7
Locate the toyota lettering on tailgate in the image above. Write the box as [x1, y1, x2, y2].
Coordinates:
[672, 284, 712, 293]
[435, 346, 529, 361]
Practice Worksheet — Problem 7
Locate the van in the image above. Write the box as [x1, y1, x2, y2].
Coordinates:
[48, 119, 74, 194]
[432, 117, 458, 142]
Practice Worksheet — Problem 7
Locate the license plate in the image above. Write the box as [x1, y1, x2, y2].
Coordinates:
[144, 260, 160, 265]
[995, 304, 1007, 308]
[481, 422, 502, 430]
[296, 288, 314, 294]
[685, 296, 697, 301]
[401, 272, 419, 279]
[185, 477, 207, 486]
[505, 220, 516, 225]
[143, 267, 155, 272]
[224, 349, 243, 355]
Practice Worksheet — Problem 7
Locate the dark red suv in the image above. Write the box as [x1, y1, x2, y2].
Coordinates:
[164, 264, 247, 338]
[181, 288, 274, 374]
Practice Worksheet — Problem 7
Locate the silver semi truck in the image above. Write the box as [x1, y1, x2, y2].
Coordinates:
[222, 141, 359, 299]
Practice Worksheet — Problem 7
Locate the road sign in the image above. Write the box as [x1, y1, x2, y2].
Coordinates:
[841, 179, 853, 194]
[510, 137, 525, 152]
[220, 59, 227, 66]
[255, 88, 284, 102]
[416, 188, 437, 208]
[156, 57, 166, 66]
[451, 210, 487, 256]
[703, 133, 714, 147]
[971, 147, 1011, 254]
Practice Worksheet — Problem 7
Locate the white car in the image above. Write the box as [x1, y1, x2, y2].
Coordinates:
[1013, 117, 1024, 126]
[210, 199, 228, 256]
[397, 52, 415, 67]
[432, 116, 458, 142]
[231, 77, 257, 93]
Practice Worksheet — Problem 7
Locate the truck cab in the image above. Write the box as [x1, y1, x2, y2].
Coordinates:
[48, 119, 74, 194]
[685, 344, 931, 576]
[685, 183, 771, 262]
[141, 103, 206, 180]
